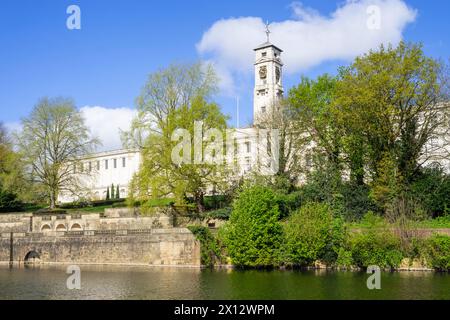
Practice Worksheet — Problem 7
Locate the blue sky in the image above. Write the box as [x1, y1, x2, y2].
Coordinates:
[0, 0, 449, 150]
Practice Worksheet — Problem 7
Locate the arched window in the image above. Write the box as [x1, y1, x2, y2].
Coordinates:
[41, 224, 51, 232]
[71, 223, 82, 231]
[56, 224, 66, 231]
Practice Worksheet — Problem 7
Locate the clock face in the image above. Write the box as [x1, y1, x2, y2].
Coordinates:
[259, 66, 267, 79]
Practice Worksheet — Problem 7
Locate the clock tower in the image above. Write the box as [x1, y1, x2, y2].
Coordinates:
[253, 24, 284, 125]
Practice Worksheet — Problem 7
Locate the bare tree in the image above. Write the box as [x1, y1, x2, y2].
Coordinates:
[254, 100, 308, 189]
[17, 97, 99, 208]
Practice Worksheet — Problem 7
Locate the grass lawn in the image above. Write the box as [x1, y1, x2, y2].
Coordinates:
[413, 216, 450, 228]
[347, 215, 450, 229]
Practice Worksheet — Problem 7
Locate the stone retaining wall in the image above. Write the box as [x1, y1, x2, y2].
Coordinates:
[0, 228, 200, 267]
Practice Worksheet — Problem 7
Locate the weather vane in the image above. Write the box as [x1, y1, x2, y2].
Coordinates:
[265, 20, 271, 42]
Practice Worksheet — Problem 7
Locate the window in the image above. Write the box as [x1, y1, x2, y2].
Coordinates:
[88, 162, 92, 172]
[105, 160, 109, 170]
[262, 52, 267, 57]
[113, 158, 117, 169]
[97, 161, 100, 171]
[261, 106, 266, 113]
[73, 164, 76, 174]
[245, 141, 251, 153]
[122, 157, 126, 168]
[245, 157, 252, 172]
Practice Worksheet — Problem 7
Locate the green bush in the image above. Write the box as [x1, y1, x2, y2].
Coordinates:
[336, 247, 353, 268]
[411, 168, 450, 218]
[340, 183, 379, 221]
[206, 207, 231, 220]
[274, 192, 302, 218]
[424, 234, 450, 271]
[349, 213, 403, 269]
[34, 208, 67, 215]
[188, 225, 223, 267]
[0, 188, 23, 212]
[296, 166, 379, 221]
[59, 198, 125, 209]
[222, 185, 283, 267]
[203, 195, 229, 210]
[282, 202, 346, 266]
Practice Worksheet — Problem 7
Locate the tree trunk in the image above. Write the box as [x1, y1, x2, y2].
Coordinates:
[194, 191, 205, 213]
[49, 189, 56, 209]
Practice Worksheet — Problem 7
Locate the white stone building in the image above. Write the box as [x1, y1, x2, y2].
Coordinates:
[58, 35, 450, 204]
[58, 149, 141, 203]
[58, 37, 285, 203]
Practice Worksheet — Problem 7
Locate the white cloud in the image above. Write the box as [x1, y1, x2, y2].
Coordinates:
[197, 0, 417, 93]
[80, 106, 136, 152]
[4, 122, 22, 135]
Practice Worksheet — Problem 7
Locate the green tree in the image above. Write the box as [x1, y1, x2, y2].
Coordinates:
[222, 185, 283, 267]
[0, 123, 25, 211]
[106, 186, 110, 200]
[111, 183, 115, 199]
[425, 234, 450, 271]
[116, 184, 120, 199]
[288, 75, 343, 170]
[282, 202, 346, 266]
[17, 97, 99, 209]
[126, 63, 229, 212]
[122, 62, 218, 148]
[335, 42, 447, 186]
[411, 167, 450, 217]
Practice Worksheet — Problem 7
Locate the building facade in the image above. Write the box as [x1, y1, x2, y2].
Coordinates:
[58, 38, 284, 204]
[58, 37, 450, 204]
[58, 149, 141, 203]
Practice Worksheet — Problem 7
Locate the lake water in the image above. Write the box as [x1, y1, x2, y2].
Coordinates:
[0, 265, 449, 300]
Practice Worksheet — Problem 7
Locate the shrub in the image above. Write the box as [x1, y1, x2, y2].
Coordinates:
[222, 185, 283, 267]
[0, 188, 23, 212]
[424, 234, 450, 271]
[203, 195, 229, 210]
[274, 192, 302, 218]
[296, 166, 378, 221]
[188, 225, 223, 267]
[336, 248, 353, 268]
[34, 208, 67, 215]
[206, 207, 231, 220]
[349, 213, 403, 269]
[340, 183, 379, 221]
[59, 198, 126, 209]
[411, 167, 450, 218]
[282, 202, 346, 266]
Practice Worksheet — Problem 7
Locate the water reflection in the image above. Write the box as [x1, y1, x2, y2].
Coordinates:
[0, 265, 448, 300]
